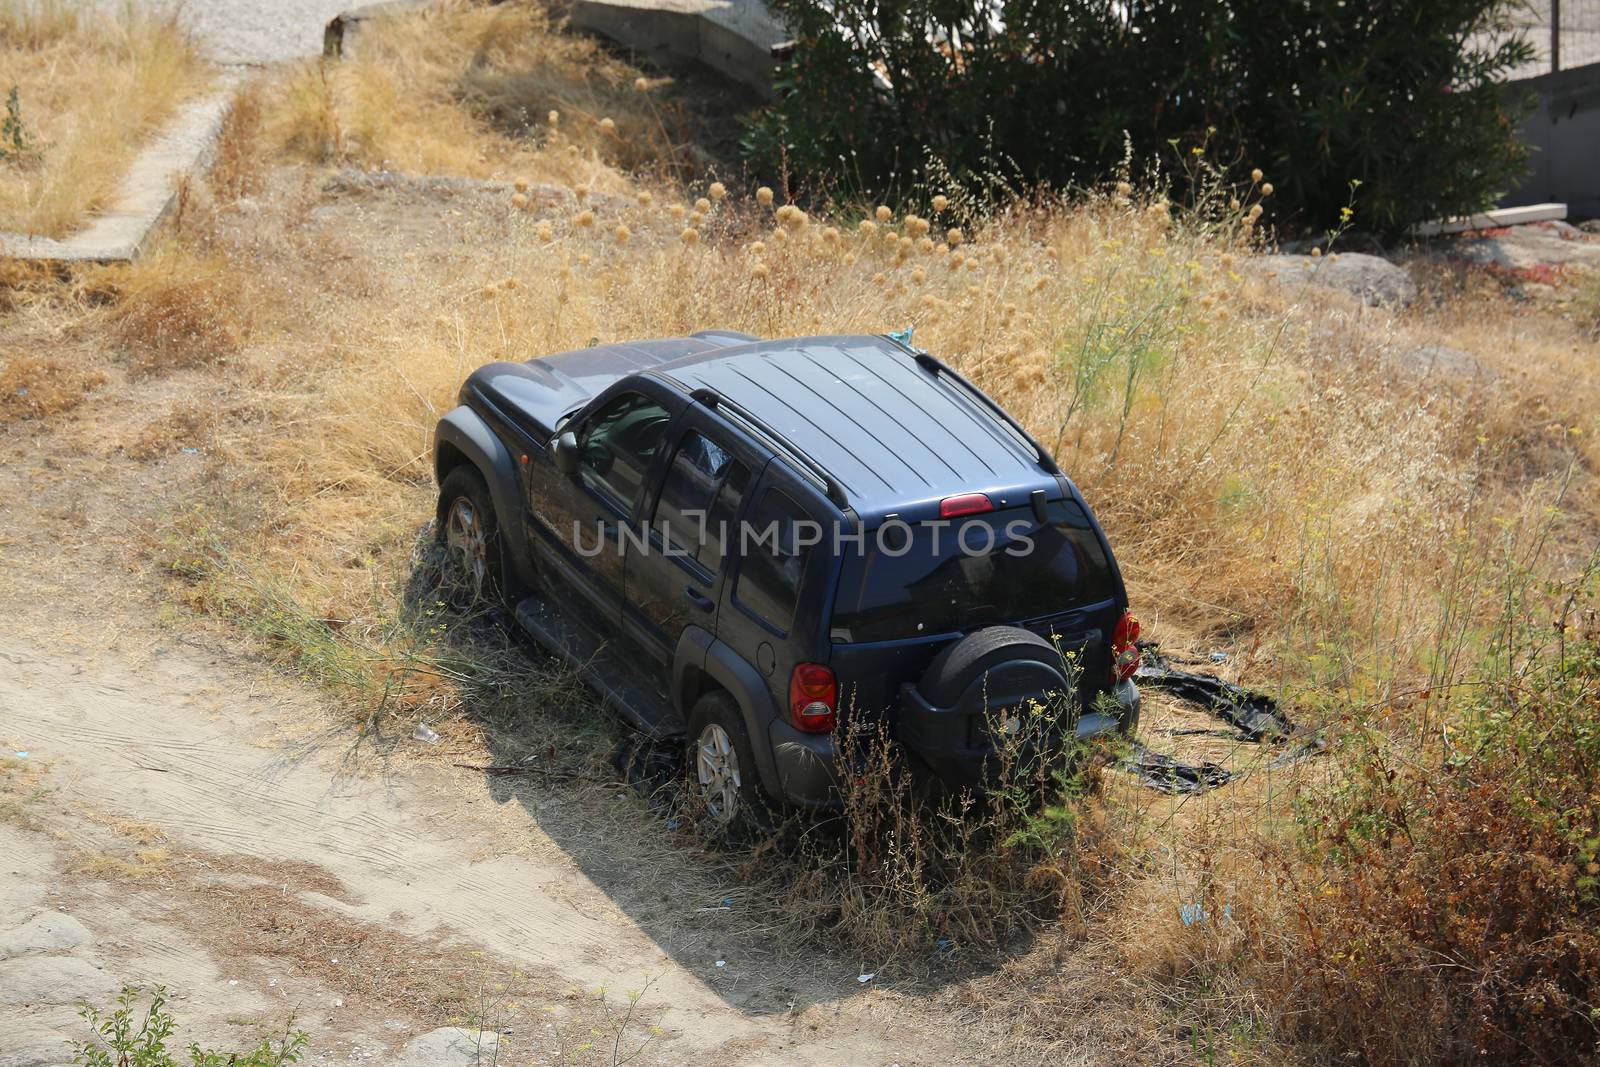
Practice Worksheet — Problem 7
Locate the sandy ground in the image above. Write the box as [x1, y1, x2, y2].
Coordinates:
[0, 622, 968, 1065]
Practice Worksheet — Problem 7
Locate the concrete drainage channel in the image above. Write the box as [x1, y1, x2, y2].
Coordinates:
[0, 90, 235, 264]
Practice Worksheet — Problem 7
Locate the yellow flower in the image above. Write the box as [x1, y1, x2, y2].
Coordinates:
[708, 181, 727, 201]
[695, 197, 712, 213]
[513, 177, 529, 193]
[917, 237, 935, 254]
[875, 205, 891, 223]
[946, 227, 964, 247]
[680, 227, 699, 245]
[931, 194, 949, 213]
[858, 219, 877, 235]
[1261, 183, 1274, 197]
[510, 192, 528, 209]
[756, 186, 775, 206]
[1250, 168, 1263, 183]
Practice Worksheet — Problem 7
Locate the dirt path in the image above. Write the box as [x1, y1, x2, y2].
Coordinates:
[0, 618, 971, 1065]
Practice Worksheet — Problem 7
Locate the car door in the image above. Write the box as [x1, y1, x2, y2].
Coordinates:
[623, 415, 753, 672]
[527, 386, 677, 637]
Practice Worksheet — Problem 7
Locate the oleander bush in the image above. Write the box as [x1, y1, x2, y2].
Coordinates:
[750, 0, 1534, 235]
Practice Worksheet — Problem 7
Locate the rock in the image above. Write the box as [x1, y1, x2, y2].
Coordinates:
[0, 1026, 73, 1067]
[394, 1027, 500, 1067]
[0, 912, 93, 959]
[0, 956, 118, 1006]
[1253, 252, 1417, 307]
[1433, 221, 1600, 271]
[1390, 345, 1495, 384]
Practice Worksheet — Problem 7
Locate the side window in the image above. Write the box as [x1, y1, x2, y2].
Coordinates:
[653, 430, 748, 571]
[734, 487, 812, 632]
[578, 392, 671, 513]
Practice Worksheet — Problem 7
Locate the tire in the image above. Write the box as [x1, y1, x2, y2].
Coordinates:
[685, 691, 773, 844]
[919, 625, 1062, 707]
[436, 465, 504, 608]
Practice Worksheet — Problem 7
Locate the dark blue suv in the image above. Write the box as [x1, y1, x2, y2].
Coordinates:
[433, 332, 1140, 828]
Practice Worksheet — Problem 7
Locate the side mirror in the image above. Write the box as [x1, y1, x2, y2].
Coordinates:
[552, 430, 580, 477]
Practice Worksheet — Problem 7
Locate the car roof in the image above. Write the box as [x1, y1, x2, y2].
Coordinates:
[648, 334, 1058, 520]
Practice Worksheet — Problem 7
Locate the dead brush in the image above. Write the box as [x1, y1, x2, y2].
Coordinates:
[85, 252, 249, 374]
[759, 684, 1119, 967]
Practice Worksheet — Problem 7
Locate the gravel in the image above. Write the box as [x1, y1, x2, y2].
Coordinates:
[143, 0, 358, 66]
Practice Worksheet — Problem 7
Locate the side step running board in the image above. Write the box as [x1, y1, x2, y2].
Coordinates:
[513, 596, 681, 739]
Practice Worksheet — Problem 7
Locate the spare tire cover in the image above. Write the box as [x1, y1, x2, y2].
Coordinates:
[918, 625, 1071, 717]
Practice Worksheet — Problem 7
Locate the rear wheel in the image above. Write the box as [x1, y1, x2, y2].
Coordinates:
[436, 466, 503, 607]
[685, 691, 772, 843]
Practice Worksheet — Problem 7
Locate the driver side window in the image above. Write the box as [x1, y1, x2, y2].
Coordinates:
[578, 392, 672, 513]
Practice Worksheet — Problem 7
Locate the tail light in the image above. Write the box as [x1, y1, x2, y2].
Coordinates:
[939, 493, 993, 518]
[789, 662, 837, 733]
[1111, 611, 1141, 683]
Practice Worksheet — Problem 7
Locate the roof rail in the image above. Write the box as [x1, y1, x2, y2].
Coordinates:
[898, 343, 1062, 476]
[688, 386, 853, 510]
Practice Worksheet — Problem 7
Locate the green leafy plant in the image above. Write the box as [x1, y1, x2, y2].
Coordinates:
[751, 0, 1534, 235]
[73, 986, 307, 1067]
[1, 86, 40, 165]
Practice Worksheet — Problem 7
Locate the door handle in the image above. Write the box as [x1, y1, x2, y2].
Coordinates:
[684, 587, 715, 612]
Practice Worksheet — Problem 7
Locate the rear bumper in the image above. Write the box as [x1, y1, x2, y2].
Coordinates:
[766, 719, 843, 808]
[762, 681, 1140, 807]
[898, 678, 1140, 789]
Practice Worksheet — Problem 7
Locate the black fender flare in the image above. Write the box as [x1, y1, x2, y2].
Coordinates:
[673, 627, 784, 800]
[433, 405, 534, 586]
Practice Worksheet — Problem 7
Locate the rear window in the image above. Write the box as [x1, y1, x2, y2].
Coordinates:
[830, 501, 1116, 643]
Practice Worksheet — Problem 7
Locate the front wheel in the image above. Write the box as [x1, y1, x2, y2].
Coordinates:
[436, 466, 503, 608]
[685, 692, 773, 844]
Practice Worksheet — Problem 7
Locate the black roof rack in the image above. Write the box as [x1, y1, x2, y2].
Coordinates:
[688, 386, 853, 510]
[905, 347, 1061, 476]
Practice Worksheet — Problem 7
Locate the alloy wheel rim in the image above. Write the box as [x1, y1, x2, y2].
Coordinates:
[695, 723, 740, 823]
[444, 497, 487, 599]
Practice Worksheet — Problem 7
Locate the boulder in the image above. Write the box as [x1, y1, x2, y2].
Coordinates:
[394, 1027, 501, 1067]
[0, 912, 93, 959]
[1254, 252, 1417, 307]
[0, 956, 118, 1006]
[1390, 345, 1495, 384]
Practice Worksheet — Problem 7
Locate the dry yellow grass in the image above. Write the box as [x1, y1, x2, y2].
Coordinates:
[0, 0, 208, 237]
[269, 0, 724, 193]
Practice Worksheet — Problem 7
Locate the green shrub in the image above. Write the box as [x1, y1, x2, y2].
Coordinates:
[750, 0, 1533, 235]
[73, 986, 307, 1067]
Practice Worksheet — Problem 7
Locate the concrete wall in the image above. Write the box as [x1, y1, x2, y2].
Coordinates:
[1502, 62, 1600, 217]
[565, 0, 786, 98]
